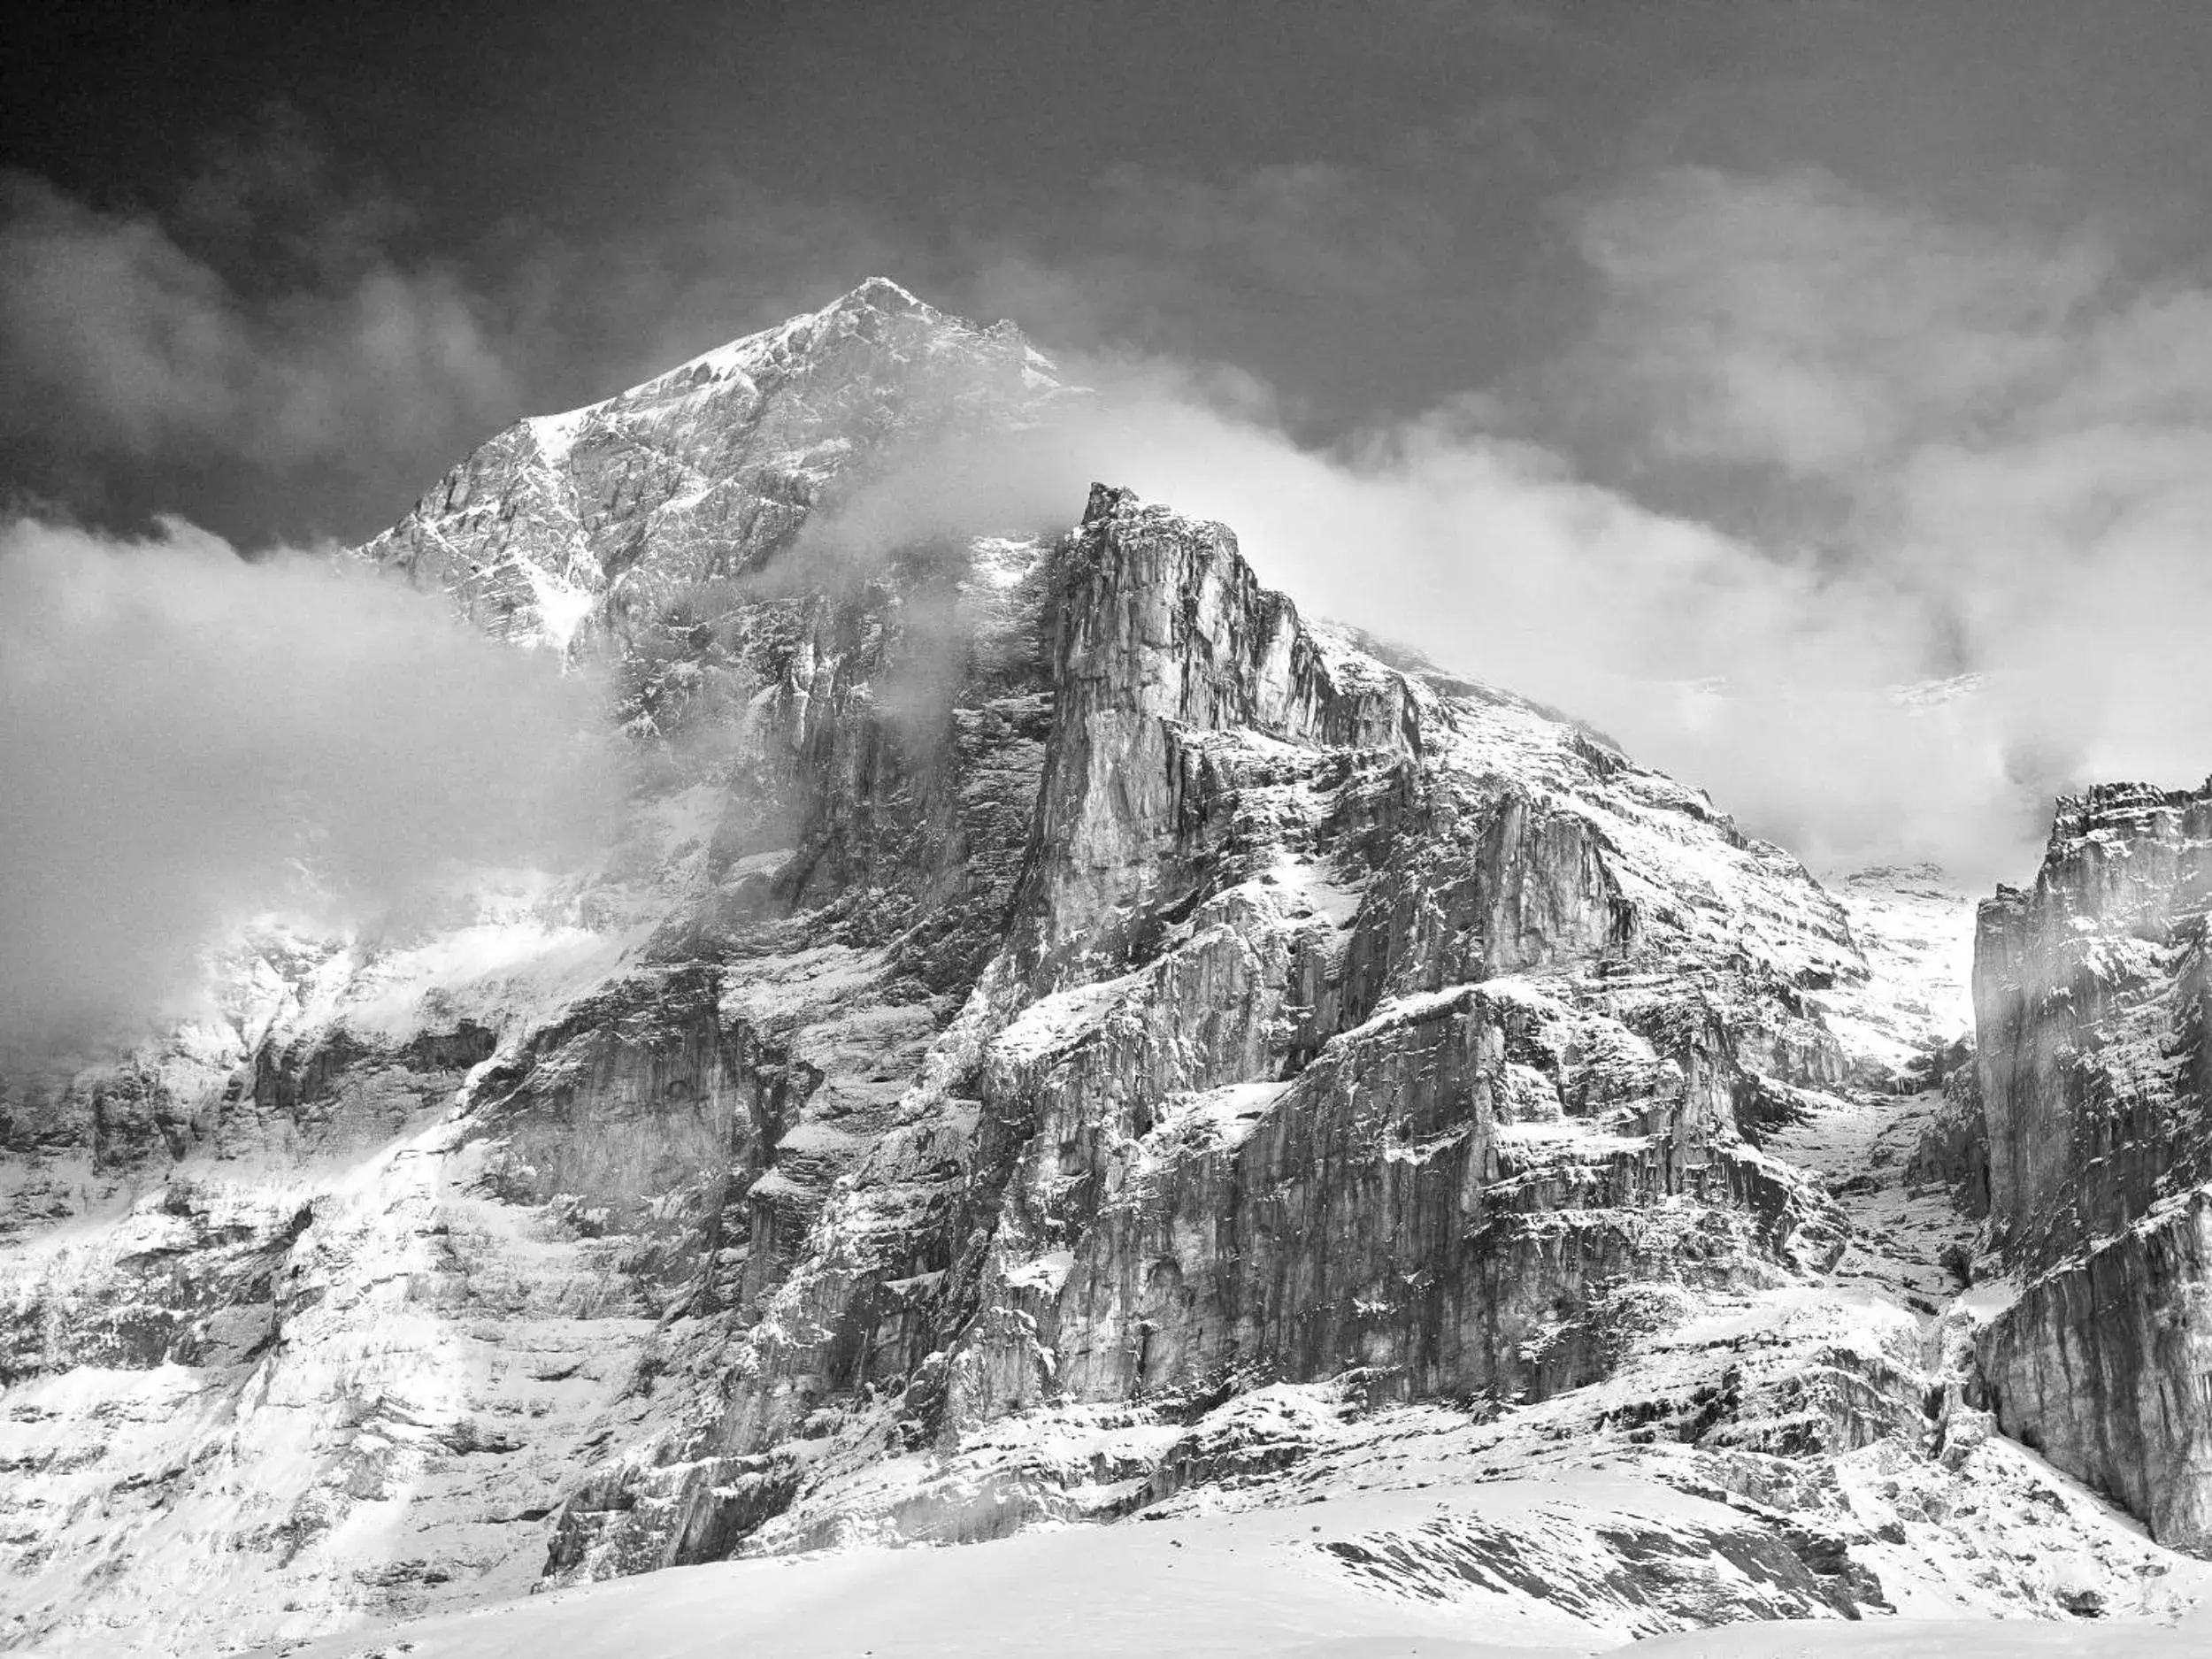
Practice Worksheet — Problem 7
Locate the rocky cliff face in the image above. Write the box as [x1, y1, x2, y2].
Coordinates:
[534, 476, 1871, 1584]
[1970, 782, 2212, 1552]
[3, 282, 2206, 1655]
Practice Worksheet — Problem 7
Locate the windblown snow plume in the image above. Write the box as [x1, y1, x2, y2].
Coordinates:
[0, 516, 613, 1044]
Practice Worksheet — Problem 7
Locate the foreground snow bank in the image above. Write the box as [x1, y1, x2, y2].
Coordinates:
[1624, 1613, 2212, 1655]
[247, 1497, 2209, 1659]
[250, 1524, 1583, 1658]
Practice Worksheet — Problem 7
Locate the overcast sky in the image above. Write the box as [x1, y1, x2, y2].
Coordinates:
[12, 0, 2212, 885]
[13, 1, 2206, 541]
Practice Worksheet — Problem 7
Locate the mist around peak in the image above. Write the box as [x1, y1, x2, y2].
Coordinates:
[0, 516, 618, 1048]
[742, 334, 2129, 889]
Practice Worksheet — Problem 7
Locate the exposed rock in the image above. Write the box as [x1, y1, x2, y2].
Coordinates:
[1907, 1062, 1990, 1219]
[1970, 781, 2212, 1553]
[530, 479, 1873, 1585]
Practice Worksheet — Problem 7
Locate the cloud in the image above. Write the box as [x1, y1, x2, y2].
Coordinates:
[1519, 165, 2212, 872]
[0, 518, 614, 1046]
[784, 242, 2212, 889]
[0, 171, 517, 484]
[1565, 167, 2113, 482]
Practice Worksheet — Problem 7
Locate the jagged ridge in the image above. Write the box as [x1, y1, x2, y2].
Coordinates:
[4, 284, 2208, 1654]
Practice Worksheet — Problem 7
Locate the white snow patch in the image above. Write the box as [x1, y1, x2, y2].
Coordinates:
[967, 535, 1044, 589]
[518, 557, 596, 649]
[525, 406, 593, 469]
[1004, 1249, 1076, 1294]
[1264, 854, 1366, 927]
[991, 972, 1143, 1064]
[1811, 864, 1978, 1072]
[1155, 1082, 1291, 1149]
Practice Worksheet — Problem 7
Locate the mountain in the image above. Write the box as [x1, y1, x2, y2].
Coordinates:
[359, 274, 1067, 660]
[1971, 783, 2212, 1549]
[3, 281, 2209, 1655]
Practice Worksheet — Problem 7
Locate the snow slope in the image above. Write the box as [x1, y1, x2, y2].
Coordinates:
[244, 1481, 2210, 1659]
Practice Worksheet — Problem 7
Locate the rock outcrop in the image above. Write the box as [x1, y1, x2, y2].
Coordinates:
[1971, 782, 2212, 1552]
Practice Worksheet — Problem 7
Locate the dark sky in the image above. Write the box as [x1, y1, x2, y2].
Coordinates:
[17, 2, 2212, 877]
[12, 0, 2212, 546]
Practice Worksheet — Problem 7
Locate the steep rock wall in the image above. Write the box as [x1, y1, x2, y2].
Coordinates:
[537, 483, 1864, 1580]
[1972, 782, 2212, 1554]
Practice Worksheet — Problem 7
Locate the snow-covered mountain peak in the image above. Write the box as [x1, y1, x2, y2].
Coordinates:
[592, 273, 1044, 416]
[360, 280, 1069, 656]
[825, 273, 933, 315]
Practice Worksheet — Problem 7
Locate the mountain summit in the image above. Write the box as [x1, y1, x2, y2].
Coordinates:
[359, 276, 1064, 656]
[4, 286, 2211, 1654]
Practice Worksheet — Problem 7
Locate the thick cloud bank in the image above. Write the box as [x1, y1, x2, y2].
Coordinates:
[0, 518, 611, 1044]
